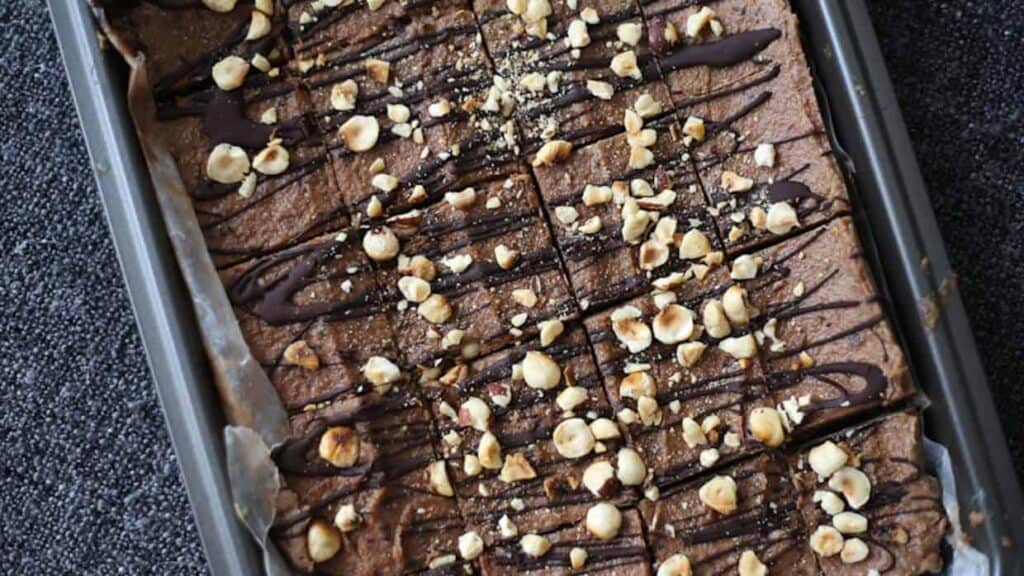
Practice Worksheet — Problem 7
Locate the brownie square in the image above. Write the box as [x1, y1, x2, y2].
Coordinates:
[642, 0, 849, 253]
[640, 452, 819, 576]
[788, 411, 947, 575]
[739, 218, 916, 438]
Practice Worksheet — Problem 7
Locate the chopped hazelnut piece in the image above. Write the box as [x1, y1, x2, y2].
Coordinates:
[444, 187, 477, 209]
[334, 504, 361, 533]
[587, 79, 614, 100]
[398, 276, 431, 303]
[418, 294, 453, 324]
[610, 50, 642, 79]
[553, 418, 596, 459]
[652, 304, 695, 344]
[237, 172, 257, 198]
[833, 511, 868, 535]
[766, 201, 800, 235]
[730, 254, 759, 280]
[512, 288, 538, 308]
[686, 6, 716, 37]
[829, 467, 872, 510]
[428, 99, 452, 118]
[657, 554, 692, 576]
[582, 460, 617, 496]
[619, 371, 655, 399]
[533, 140, 573, 166]
[721, 285, 750, 326]
[478, 432, 503, 469]
[494, 244, 519, 270]
[556, 386, 588, 412]
[809, 441, 849, 478]
[339, 115, 380, 152]
[520, 534, 551, 558]
[570, 547, 588, 569]
[522, 351, 561, 389]
[206, 143, 250, 184]
[212, 55, 249, 91]
[246, 10, 271, 40]
[585, 502, 622, 540]
[362, 226, 399, 261]
[361, 356, 401, 389]
[676, 341, 707, 367]
[307, 520, 342, 563]
[809, 525, 844, 557]
[701, 299, 731, 339]
[538, 319, 564, 346]
[252, 142, 289, 175]
[738, 550, 768, 576]
[202, 0, 237, 12]
[617, 22, 643, 46]
[458, 531, 484, 560]
[678, 229, 711, 259]
[318, 426, 360, 467]
[682, 417, 707, 448]
[579, 215, 602, 234]
[698, 475, 738, 515]
[840, 538, 869, 564]
[755, 143, 777, 167]
[506, 0, 526, 14]
[748, 407, 785, 448]
[283, 340, 319, 370]
[721, 170, 755, 193]
[428, 460, 454, 496]
[682, 116, 705, 142]
[628, 146, 654, 169]
[555, 205, 580, 225]
[386, 103, 411, 123]
[568, 19, 591, 48]
[365, 58, 390, 83]
[616, 447, 646, 486]
[459, 397, 492, 432]
[500, 452, 538, 483]
[634, 93, 661, 118]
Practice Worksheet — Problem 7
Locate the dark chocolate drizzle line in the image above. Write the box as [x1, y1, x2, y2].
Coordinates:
[658, 29, 782, 73]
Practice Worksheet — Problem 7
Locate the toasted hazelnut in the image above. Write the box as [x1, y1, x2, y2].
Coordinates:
[612, 314, 652, 353]
[582, 184, 613, 206]
[202, 0, 236, 12]
[580, 6, 599, 23]
[589, 418, 621, 440]
[500, 452, 538, 483]
[533, 140, 573, 166]
[682, 116, 705, 142]
[682, 417, 708, 448]
[253, 142, 289, 175]
[814, 490, 846, 516]
[362, 226, 399, 261]
[428, 460, 454, 497]
[283, 340, 319, 370]
[652, 304, 695, 344]
[538, 319, 565, 347]
[719, 334, 757, 360]
[624, 109, 644, 135]
[699, 448, 720, 468]
[676, 341, 707, 367]
[361, 356, 401, 390]
[334, 503, 361, 532]
[809, 441, 849, 478]
[621, 210, 651, 243]
[570, 547, 588, 569]
[619, 371, 656, 400]
[748, 407, 785, 448]
[699, 475, 737, 515]
[679, 229, 711, 259]
[522, 351, 561, 390]
[206, 143, 250, 184]
[754, 143, 777, 168]
[458, 531, 484, 560]
[840, 538, 869, 564]
[730, 256, 759, 282]
[567, 19, 591, 48]
[639, 240, 670, 271]
[428, 99, 452, 118]
[833, 511, 868, 535]
[657, 554, 692, 576]
[506, 0, 526, 14]
[401, 254, 436, 281]
[829, 467, 872, 510]
[246, 10, 272, 40]
[443, 187, 476, 210]
[497, 515, 518, 539]
[721, 285, 751, 327]
[520, 534, 551, 558]
[398, 276, 431, 303]
[738, 550, 767, 576]
[617, 21, 643, 46]
[686, 6, 716, 37]
[508, 288, 536, 309]
[366, 195, 384, 218]
[610, 50, 641, 79]
[318, 426, 361, 468]
[721, 171, 754, 193]
[585, 502, 622, 540]
[478, 432, 503, 469]
[809, 525, 845, 557]
[702, 299, 731, 339]
[555, 205, 580, 225]
[553, 418, 596, 459]
[524, 0, 551, 22]
[766, 202, 800, 235]
[616, 447, 646, 486]
[386, 103, 410, 123]
[365, 58, 390, 83]
[459, 397, 492, 432]
[587, 79, 614, 100]
[339, 115, 380, 152]
[583, 460, 617, 496]
[556, 386, 589, 412]
[459, 454, 481, 477]
[307, 519, 342, 562]
[637, 396, 661, 427]
[371, 173, 398, 194]
[212, 55, 249, 91]
[628, 146, 655, 170]
[578, 215, 603, 235]
[418, 294, 453, 324]
[494, 244, 519, 270]
[237, 172, 257, 198]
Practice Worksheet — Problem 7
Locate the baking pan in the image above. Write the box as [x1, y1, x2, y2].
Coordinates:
[47, 0, 1023, 573]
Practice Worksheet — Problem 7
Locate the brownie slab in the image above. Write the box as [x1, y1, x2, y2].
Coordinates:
[789, 411, 947, 575]
[642, 0, 849, 253]
[640, 452, 819, 576]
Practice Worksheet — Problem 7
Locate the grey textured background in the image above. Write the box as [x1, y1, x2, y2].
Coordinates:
[0, 0, 1020, 573]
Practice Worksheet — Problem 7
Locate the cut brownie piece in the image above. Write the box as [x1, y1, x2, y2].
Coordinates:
[475, 0, 674, 152]
[532, 113, 722, 311]
[272, 389, 472, 575]
[380, 170, 577, 366]
[642, 0, 849, 253]
[421, 325, 650, 575]
[640, 452, 819, 576]
[739, 218, 916, 438]
[789, 411, 946, 574]
[583, 287, 776, 496]
[219, 229, 401, 410]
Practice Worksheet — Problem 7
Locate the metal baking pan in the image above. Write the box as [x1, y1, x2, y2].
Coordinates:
[48, 0, 1023, 573]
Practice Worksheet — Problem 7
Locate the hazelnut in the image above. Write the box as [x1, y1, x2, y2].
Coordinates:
[589, 418, 621, 440]
[365, 58, 390, 83]
[640, 240, 670, 271]
[555, 205, 580, 225]
[520, 534, 551, 558]
[809, 525, 844, 557]
[463, 454, 482, 476]
[580, 6, 599, 23]
[698, 475, 737, 514]
[624, 109, 644, 135]
[538, 319, 565, 346]
[653, 304, 695, 344]
[553, 418, 596, 459]
[730, 254, 759, 281]
[582, 460, 617, 497]
[334, 504, 361, 532]
[418, 294, 453, 324]
[458, 531, 484, 560]
[330, 79, 359, 111]
[612, 314, 652, 353]
[619, 371, 656, 400]
[499, 514, 518, 538]
[585, 503, 622, 540]
[428, 99, 452, 118]
[206, 143, 250, 184]
[587, 79, 614, 100]
[478, 432, 503, 469]
[253, 142, 289, 175]
[721, 285, 751, 326]
[246, 10, 272, 40]
[617, 21, 643, 46]
[699, 448, 720, 468]
[616, 447, 646, 486]
[339, 115, 380, 152]
[371, 173, 399, 192]
[628, 146, 654, 170]
[657, 554, 692, 576]
[500, 452, 537, 483]
[748, 407, 785, 448]
[719, 334, 757, 360]
[682, 116, 705, 142]
[829, 467, 872, 510]
[621, 210, 651, 243]
[283, 340, 319, 370]
[686, 6, 716, 37]
[441, 253, 473, 275]
[682, 417, 708, 448]
[676, 341, 707, 367]
[237, 172, 257, 198]
[721, 171, 754, 193]
[444, 187, 476, 210]
[809, 441, 849, 478]
[361, 356, 401, 390]
[522, 351, 561, 390]
[610, 50, 641, 79]
[212, 55, 249, 91]
[318, 426, 361, 468]
[579, 215, 603, 235]
[814, 490, 846, 515]
[202, 0, 236, 12]
[833, 511, 868, 535]
[637, 396, 661, 427]
[400, 254, 436, 280]
[840, 538, 869, 564]
[386, 103, 410, 123]
[255, 0, 273, 12]
[398, 276, 431, 303]
[570, 547, 588, 569]
[307, 519, 342, 562]
[556, 386, 589, 412]
[738, 550, 767, 576]
[754, 143, 776, 168]
[362, 226, 400, 261]
[702, 299, 731, 339]
[582, 184, 613, 206]
[568, 19, 591, 48]
[766, 202, 800, 235]
[494, 244, 519, 270]
[506, 0, 526, 14]
[678, 229, 711, 259]
[459, 397, 492, 432]
[533, 140, 573, 166]
[428, 460, 454, 497]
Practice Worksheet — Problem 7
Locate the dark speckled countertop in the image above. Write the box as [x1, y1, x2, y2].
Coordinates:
[1, 0, 1021, 573]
